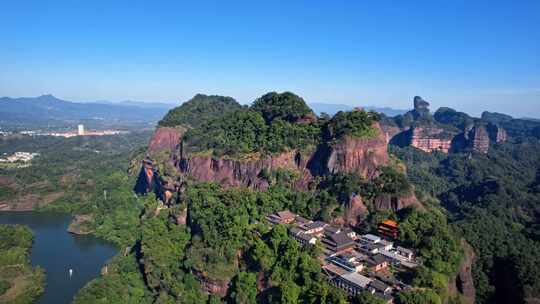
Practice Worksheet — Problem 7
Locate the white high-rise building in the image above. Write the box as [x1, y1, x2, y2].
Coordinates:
[77, 124, 85, 136]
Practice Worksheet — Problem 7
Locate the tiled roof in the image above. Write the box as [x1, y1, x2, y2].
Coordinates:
[340, 272, 372, 288]
[304, 221, 328, 230]
[370, 279, 390, 292]
[368, 254, 387, 265]
[277, 210, 296, 219]
[327, 233, 354, 246]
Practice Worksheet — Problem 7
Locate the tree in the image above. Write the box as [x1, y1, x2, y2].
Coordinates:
[397, 290, 442, 304]
[228, 272, 257, 304]
[251, 92, 313, 123]
[353, 291, 386, 304]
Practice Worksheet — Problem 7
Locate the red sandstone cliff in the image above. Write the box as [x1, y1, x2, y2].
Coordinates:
[179, 151, 309, 190]
[468, 125, 490, 154]
[409, 126, 454, 153]
[147, 127, 183, 155]
[343, 194, 368, 227]
[379, 96, 508, 154]
[326, 122, 389, 179]
[449, 239, 476, 304]
[136, 122, 391, 205]
[179, 122, 389, 188]
[373, 193, 422, 211]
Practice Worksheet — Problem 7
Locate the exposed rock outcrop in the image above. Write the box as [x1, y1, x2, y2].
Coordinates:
[409, 126, 454, 153]
[468, 125, 490, 153]
[487, 123, 507, 143]
[344, 194, 368, 226]
[455, 239, 476, 304]
[136, 122, 390, 199]
[326, 122, 389, 179]
[381, 97, 508, 154]
[412, 96, 430, 119]
[147, 127, 183, 155]
[381, 125, 402, 144]
[179, 151, 308, 190]
[134, 158, 158, 194]
[67, 214, 94, 235]
[193, 269, 229, 297]
[373, 193, 422, 211]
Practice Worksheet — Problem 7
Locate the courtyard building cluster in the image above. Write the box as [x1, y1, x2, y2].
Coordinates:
[266, 211, 420, 303]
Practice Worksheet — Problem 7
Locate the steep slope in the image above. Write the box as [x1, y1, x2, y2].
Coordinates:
[383, 96, 510, 154]
[135, 93, 391, 206]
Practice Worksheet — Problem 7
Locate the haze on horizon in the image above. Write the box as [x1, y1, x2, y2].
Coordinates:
[0, 1, 539, 118]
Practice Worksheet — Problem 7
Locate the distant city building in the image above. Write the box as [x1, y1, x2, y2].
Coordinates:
[78, 124, 85, 136]
[0, 152, 40, 163]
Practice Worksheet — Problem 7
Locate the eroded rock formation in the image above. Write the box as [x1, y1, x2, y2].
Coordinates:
[455, 240, 476, 304]
[326, 122, 389, 179]
[409, 126, 454, 153]
[382, 97, 508, 154]
[193, 270, 229, 297]
[344, 194, 368, 227]
[373, 193, 422, 211]
[147, 127, 183, 155]
[136, 122, 390, 201]
[468, 125, 490, 153]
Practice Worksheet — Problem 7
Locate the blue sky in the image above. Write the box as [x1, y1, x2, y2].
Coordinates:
[0, 1, 539, 117]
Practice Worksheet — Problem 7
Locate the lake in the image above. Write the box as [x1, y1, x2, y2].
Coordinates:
[0, 212, 118, 304]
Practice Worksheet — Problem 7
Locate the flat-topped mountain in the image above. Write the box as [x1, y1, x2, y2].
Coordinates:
[134, 92, 425, 231]
[136, 92, 390, 195]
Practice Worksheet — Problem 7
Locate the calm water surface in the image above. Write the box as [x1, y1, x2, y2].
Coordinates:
[0, 212, 118, 304]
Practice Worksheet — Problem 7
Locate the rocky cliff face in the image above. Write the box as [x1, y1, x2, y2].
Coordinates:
[326, 122, 389, 179]
[192, 269, 229, 297]
[454, 240, 476, 304]
[382, 97, 508, 154]
[344, 194, 368, 227]
[136, 122, 390, 203]
[468, 125, 490, 153]
[175, 122, 389, 189]
[373, 193, 422, 211]
[381, 125, 402, 144]
[409, 126, 454, 153]
[487, 123, 507, 143]
[412, 96, 430, 119]
[179, 151, 310, 190]
[147, 127, 183, 155]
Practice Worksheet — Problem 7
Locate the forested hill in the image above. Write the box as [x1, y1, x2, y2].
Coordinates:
[391, 139, 540, 303]
[66, 91, 539, 304]
[119, 91, 467, 304]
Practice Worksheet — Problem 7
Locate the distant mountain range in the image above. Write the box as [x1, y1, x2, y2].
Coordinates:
[0, 95, 424, 131]
[0, 95, 173, 129]
[308, 102, 407, 117]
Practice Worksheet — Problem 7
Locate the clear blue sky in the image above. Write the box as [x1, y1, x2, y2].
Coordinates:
[1, 0, 539, 117]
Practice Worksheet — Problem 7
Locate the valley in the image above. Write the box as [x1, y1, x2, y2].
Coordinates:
[1, 92, 539, 304]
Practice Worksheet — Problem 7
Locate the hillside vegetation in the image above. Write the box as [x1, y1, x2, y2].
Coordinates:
[0, 225, 45, 304]
[391, 139, 540, 304]
[183, 92, 379, 157]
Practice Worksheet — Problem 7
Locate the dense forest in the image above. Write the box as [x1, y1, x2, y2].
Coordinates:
[0, 224, 45, 303]
[391, 139, 540, 304]
[166, 92, 379, 157]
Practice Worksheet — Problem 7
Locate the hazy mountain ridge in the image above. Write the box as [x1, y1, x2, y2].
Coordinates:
[0, 94, 172, 124]
[308, 102, 407, 116]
